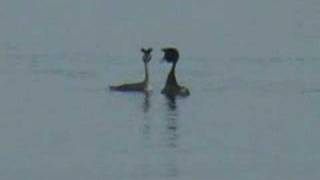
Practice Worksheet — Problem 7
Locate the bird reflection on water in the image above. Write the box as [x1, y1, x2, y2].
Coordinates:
[164, 95, 179, 148]
[142, 92, 151, 113]
[141, 92, 151, 137]
[163, 96, 179, 177]
[139, 94, 181, 178]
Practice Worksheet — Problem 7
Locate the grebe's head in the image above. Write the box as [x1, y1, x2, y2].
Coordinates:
[161, 47, 179, 64]
[141, 48, 152, 63]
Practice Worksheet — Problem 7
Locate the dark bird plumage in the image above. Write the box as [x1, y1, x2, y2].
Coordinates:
[161, 48, 190, 97]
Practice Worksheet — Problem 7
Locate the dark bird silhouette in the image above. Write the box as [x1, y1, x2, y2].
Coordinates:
[161, 48, 190, 97]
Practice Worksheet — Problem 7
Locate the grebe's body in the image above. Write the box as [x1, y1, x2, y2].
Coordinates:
[161, 48, 190, 97]
[110, 48, 152, 92]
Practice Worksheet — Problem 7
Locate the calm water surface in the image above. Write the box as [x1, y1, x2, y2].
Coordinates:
[0, 52, 319, 180]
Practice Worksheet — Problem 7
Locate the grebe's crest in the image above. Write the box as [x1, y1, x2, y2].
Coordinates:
[161, 48, 179, 63]
[141, 48, 152, 63]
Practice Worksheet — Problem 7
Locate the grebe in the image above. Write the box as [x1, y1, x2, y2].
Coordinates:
[110, 48, 152, 92]
[161, 48, 190, 97]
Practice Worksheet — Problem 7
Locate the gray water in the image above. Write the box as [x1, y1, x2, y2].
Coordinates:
[1, 0, 320, 179]
[0, 52, 319, 180]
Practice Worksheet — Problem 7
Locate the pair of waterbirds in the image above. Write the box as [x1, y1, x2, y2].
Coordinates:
[110, 47, 190, 98]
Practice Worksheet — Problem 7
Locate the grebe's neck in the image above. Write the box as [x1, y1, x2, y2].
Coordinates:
[144, 63, 149, 83]
[166, 62, 178, 87]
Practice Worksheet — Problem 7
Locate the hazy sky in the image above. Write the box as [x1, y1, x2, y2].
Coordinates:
[0, 0, 319, 58]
